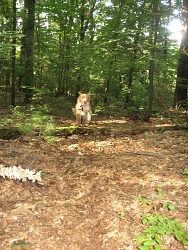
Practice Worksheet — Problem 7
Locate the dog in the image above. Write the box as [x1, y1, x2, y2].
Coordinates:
[72, 92, 92, 126]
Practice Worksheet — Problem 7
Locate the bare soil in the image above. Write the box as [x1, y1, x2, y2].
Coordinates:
[0, 117, 188, 250]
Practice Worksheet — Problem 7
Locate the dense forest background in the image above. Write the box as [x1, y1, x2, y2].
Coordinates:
[0, 3, 188, 249]
[0, 0, 187, 121]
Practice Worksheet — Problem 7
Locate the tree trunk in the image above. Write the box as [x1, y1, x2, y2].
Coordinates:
[173, 0, 188, 108]
[145, 0, 160, 122]
[24, 0, 35, 103]
[11, 0, 16, 107]
[125, 29, 141, 107]
[18, 4, 26, 91]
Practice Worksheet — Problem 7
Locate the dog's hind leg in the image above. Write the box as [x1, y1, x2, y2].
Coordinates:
[76, 114, 81, 126]
[81, 115, 84, 127]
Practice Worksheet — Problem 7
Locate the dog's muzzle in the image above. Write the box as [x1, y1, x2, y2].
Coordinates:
[82, 101, 87, 106]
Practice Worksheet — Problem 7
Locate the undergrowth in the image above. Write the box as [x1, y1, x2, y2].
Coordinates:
[3, 106, 56, 138]
[11, 239, 28, 249]
[137, 214, 188, 250]
[18, 110, 56, 137]
[135, 188, 188, 250]
[1, 105, 84, 140]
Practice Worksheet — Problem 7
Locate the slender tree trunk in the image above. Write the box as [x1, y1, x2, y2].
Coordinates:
[145, 0, 160, 122]
[11, 0, 16, 106]
[18, 5, 26, 91]
[104, 77, 110, 104]
[125, 67, 133, 106]
[173, 0, 188, 108]
[24, 0, 35, 103]
[57, 32, 63, 96]
[125, 29, 141, 107]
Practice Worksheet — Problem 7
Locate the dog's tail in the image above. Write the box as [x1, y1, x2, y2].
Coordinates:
[72, 108, 76, 116]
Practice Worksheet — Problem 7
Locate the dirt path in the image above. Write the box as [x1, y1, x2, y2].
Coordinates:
[0, 119, 188, 250]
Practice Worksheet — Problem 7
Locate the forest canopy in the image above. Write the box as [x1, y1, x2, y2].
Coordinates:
[0, 0, 187, 119]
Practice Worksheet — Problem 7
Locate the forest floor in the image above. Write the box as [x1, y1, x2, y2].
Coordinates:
[0, 110, 188, 250]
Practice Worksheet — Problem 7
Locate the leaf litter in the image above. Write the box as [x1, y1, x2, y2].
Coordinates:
[0, 118, 188, 250]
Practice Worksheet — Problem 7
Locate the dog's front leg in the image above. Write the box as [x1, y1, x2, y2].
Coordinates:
[76, 109, 85, 126]
[87, 111, 92, 122]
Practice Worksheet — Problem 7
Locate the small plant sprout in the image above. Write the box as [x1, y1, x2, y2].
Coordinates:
[136, 196, 153, 206]
[183, 168, 188, 183]
[119, 211, 125, 217]
[11, 239, 28, 249]
[144, 131, 149, 136]
[183, 168, 188, 175]
[162, 202, 175, 211]
[155, 187, 165, 196]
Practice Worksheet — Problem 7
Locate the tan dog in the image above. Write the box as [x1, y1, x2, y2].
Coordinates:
[72, 92, 92, 126]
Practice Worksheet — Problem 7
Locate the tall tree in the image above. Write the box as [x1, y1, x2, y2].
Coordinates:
[145, 0, 160, 121]
[0, 0, 12, 94]
[11, 0, 16, 106]
[24, 0, 35, 103]
[173, 0, 188, 107]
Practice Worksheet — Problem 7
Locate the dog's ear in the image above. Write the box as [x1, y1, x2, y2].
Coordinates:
[78, 92, 82, 95]
[86, 92, 90, 101]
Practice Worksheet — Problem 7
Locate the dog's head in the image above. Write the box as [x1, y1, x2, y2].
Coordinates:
[77, 92, 90, 106]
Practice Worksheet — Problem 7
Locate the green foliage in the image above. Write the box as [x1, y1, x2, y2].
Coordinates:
[155, 188, 165, 197]
[162, 203, 175, 211]
[45, 136, 58, 143]
[183, 168, 188, 175]
[3, 106, 56, 138]
[136, 194, 175, 211]
[183, 168, 188, 183]
[18, 123, 35, 136]
[144, 131, 150, 137]
[136, 188, 188, 249]
[136, 197, 153, 206]
[33, 94, 73, 117]
[137, 214, 188, 249]
[8, 106, 27, 124]
[0, 0, 181, 111]
[93, 105, 104, 116]
[119, 211, 125, 217]
[18, 110, 56, 137]
[128, 80, 149, 110]
[11, 239, 28, 249]
[1, 106, 25, 128]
